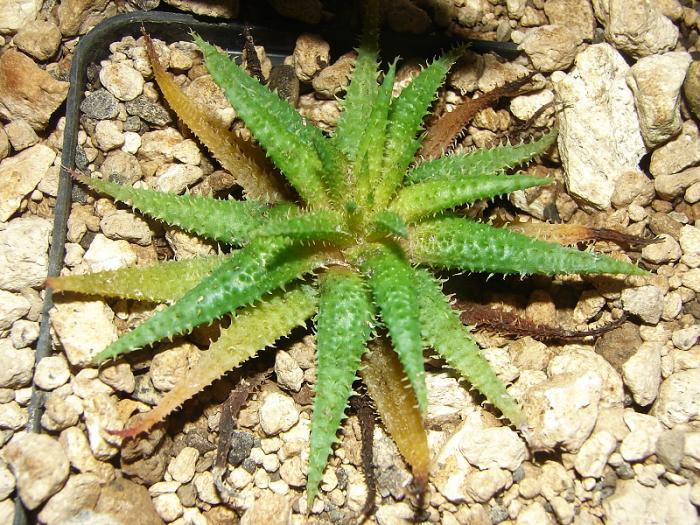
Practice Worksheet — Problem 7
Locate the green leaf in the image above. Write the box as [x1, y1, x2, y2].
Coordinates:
[407, 217, 647, 275]
[95, 238, 324, 362]
[389, 174, 551, 223]
[414, 269, 525, 426]
[362, 244, 427, 412]
[46, 254, 228, 303]
[195, 36, 330, 208]
[333, 0, 381, 161]
[356, 60, 398, 207]
[375, 48, 461, 208]
[252, 209, 350, 243]
[76, 174, 266, 244]
[370, 210, 409, 239]
[308, 268, 374, 505]
[406, 131, 558, 184]
[117, 284, 317, 437]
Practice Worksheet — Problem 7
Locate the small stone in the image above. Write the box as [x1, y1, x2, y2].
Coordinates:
[0, 289, 30, 330]
[34, 355, 71, 390]
[544, 0, 596, 41]
[626, 52, 692, 148]
[516, 501, 554, 525]
[521, 25, 581, 72]
[51, 299, 118, 366]
[100, 150, 142, 185]
[81, 89, 119, 120]
[622, 342, 661, 406]
[611, 170, 655, 208]
[679, 225, 700, 265]
[459, 426, 528, 472]
[0, 49, 69, 130]
[595, 0, 678, 58]
[621, 285, 664, 324]
[0, 0, 41, 33]
[0, 460, 15, 500]
[182, 76, 235, 129]
[168, 446, 199, 483]
[37, 473, 101, 525]
[5, 118, 38, 150]
[240, 492, 293, 525]
[654, 167, 700, 201]
[0, 124, 8, 160]
[171, 139, 200, 165]
[548, 346, 624, 407]
[574, 431, 616, 478]
[0, 340, 34, 388]
[93, 120, 124, 151]
[0, 144, 55, 221]
[552, 44, 644, 209]
[0, 401, 27, 429]
[641, 234, 681, 264]
[122, 131, 141, 154]
[99, 62, 144, 102]
[522, 370, 602, 452]
[95, 477, 163, 525]
[464, 468, 512, 503]
[682, 268, 700, 293]
[41, 391, 81, 432]
[259, 392, 299, 436]
[684, 61, 700, 121]
[59, 427, 115, 483]
[653, 368, 700, 427]
[292, 33, 330, 82]
[125, 95, 171, 126]
[5, 433, 70, 510]
[152, 493, 183, 522]
[83, 393, 128, 459]
[228, 431, 255, 466]
[14, 19, 62, 61]
[603, 479, 695, 525]
[274, 350, 304, 392]
[193, 471, 220, 504]
[98, 362, 135, 393]
[672, 325, 700, 351]
[153, 163, 203, 194]
[83, 234, 138, 272]
[150, 342, 200, 392]
[100, 210, 152, 246]
[312, 52, 354, 99]
[649, 121, 700, 178]
[619, 411, 662, 462]
[510, 89, 555, 126]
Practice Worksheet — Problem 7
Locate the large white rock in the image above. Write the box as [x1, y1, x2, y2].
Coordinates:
[50, 299, 118, 366]
[622, 342, 661, 407]
[4, 433, 70, 510]
[0, 339, 34, 388]
[0, 144, 55, 221]
[592, 0, 678, 58]
[0, 216, 51, 291]
[521, 370, 603, 452]
[627, 52, 692, 148]
[653, 368, 700, 428]
[83, 234, 137, 272]
[0, 289, 30, 330]
[603, 479, 695, 525]
[547, 346, 624, 407]
[0, 0, 41, 33]
[552, 44, 645, 209]
[458, 426, 528, 472]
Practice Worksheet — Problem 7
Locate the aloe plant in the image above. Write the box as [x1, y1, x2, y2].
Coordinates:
[49, 3, 645, 506]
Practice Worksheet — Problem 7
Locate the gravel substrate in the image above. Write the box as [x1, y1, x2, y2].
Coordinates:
[0, 1, 700, 524]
